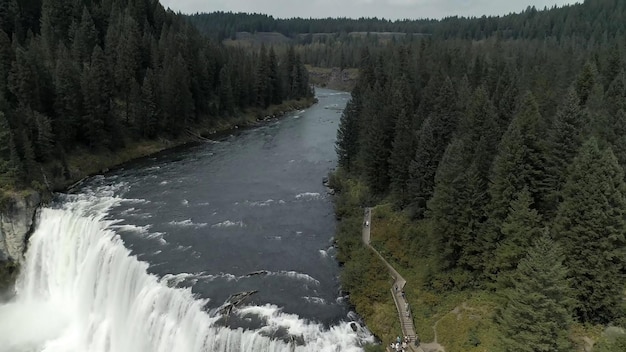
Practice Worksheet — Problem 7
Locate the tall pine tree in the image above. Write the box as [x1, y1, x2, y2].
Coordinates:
[553, 138, 626, 324]
[498, 233, 573, 352]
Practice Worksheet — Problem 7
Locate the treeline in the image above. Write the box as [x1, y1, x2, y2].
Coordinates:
[0, 0, 312, 190]
[188, 0, 626, 71]
[189, 0, 624, 43]
[335, 1, 626, 350]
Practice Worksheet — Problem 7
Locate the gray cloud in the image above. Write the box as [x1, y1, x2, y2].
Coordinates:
[160, 0, 579, 20]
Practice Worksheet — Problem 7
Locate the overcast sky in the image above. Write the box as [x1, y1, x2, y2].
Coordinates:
[159, 0, 579, 20]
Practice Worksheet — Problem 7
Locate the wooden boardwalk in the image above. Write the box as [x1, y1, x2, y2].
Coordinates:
[362, 208, 424, 352]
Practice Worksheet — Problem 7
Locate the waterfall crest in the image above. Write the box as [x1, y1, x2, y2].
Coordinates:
[0, 191, 371, 352]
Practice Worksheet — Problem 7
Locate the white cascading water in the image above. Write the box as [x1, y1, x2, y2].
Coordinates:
[0, 186, 372, 352]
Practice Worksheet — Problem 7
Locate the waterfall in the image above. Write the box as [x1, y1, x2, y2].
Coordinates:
[0, 189, 371, 352]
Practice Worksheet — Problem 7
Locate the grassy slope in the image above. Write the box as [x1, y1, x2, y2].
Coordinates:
[368, 203, 501, 351]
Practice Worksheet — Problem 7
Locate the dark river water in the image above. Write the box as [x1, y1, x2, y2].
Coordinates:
[101, 88, 350, 323]
[0, 88, 374, 352]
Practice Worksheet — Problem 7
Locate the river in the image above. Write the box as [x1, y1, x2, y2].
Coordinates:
[0, 88, 373, 352]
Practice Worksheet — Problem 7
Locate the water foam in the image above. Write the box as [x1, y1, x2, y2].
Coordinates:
[294, 192, 321, 200]
[211, 220, 246, 228]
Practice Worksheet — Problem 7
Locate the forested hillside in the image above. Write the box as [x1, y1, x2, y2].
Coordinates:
[330, 0, 626, 350]
[189, 2, 624, 42]
[0, 0, 312, 193]
[190, 0, 626, 70]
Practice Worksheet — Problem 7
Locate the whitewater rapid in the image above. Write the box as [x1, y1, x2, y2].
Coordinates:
[0, 185, 372, 352]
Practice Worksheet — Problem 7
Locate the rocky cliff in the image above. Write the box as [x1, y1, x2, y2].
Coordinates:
[0, 191, 40, 289]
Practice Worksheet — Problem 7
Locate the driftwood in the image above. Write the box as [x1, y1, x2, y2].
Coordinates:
[185, 129, 219, 144]
[219, 290, 259, 316]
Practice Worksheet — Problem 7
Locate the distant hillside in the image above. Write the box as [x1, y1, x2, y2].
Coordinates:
[187, 1, 625, 43]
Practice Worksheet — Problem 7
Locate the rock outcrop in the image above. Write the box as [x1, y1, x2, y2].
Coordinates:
[307, 67, 358, 91]
[0, 191, 40, 288]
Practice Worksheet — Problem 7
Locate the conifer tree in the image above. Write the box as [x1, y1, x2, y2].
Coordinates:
[0, 111, 12, 177]
[388, 108, 414, 206]
[483, 92, 545, 277]
[487, 92, 544, 224]
[8, 47, 38, 109]
[161, 53, 193, 136]
[428, 138, 471, 269]
[576, 61, 599, 107]
[498, 234, 573, 352]
[53, 43, 81, 146]
[360, 85, 394, 194]
[553, 138, 626, 323]
[115, 13, 141, 124]
[491, 189, 543, 282]
[0, 29, 13, 96]
[408, 76, 458, 215]
[140, 68, 160, 138]
[218, 64, 234, 115]
[255, 45, 270, 108]
[336, 94, 361, 172]
[268, 46, 281, 105]
[40, 0, 74, 58]
[81, 45, 111, 149]
[541, 87, 587, 214]
[71, 6, 99, 63]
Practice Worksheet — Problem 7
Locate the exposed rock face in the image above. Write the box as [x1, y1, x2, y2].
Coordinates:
[307, 67, 358, 91]
[0, 192, 40, 285]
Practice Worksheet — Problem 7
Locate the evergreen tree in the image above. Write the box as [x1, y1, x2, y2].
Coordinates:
[492, 189, 543, 282]
[140, 68, 160, 138]
[0, 0, 18, 36]
[483, 92, 545, 277]
[115, 13, 141, 124]
[553, 138, 626, 324]
[498, 233, 573, 352]
[71, 6, 99, 63]
[161, 53, 193, 136]
[487, 92, 544, 224]
[40, 0, 74, 58]
[428, 138, 471, 269]
[388, 108, 414, 206]
[541, 87, 587, 214]
[33, 109, 53, 161]
[255, 45, 270, 108]
[360, 85, 394, 194]
[408, 76, 458, 215]
[576, 61, 599, 107]
[8, 46, 38, 109]
[0, 111, 12, 177]
[268, 46, 281, 105]
[0, 29, 13, 96]
[612, 109, 626, 169]
[218, 64, 234, 115]
[81, 45, 111, 149]
[336, 94, 361, 172]
[53, 43, 81, 147]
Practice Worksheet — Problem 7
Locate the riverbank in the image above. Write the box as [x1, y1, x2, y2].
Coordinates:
[55, 96, 317, 192]
[329, 171, 401, 351]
